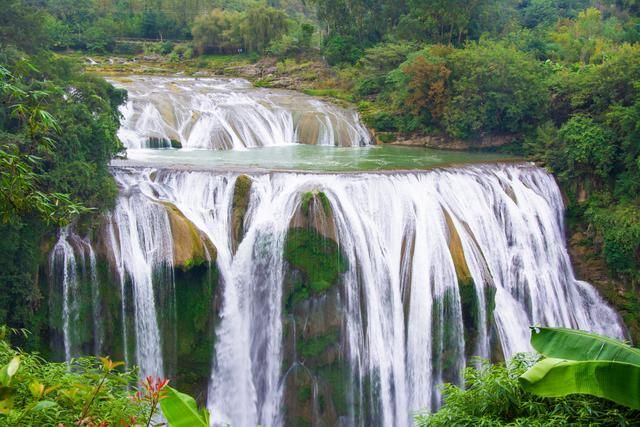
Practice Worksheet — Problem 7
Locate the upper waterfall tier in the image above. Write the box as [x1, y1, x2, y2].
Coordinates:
[111, 76, 372, 150]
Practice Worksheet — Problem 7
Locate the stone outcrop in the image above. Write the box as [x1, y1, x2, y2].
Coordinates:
[283, 190, 351, 427]
[386, 132, 518, 151]
[231, 175, 252, 254]
[162, 201, 217, 271]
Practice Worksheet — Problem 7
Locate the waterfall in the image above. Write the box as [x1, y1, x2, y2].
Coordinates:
[104, 171, 174, 378]
[50, 228, 80, 362]
[83, 164, 621, 427]
[49, 228, 103, 361]
[111, 76, 371, 149]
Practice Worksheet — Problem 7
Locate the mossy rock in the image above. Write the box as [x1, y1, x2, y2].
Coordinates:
[170, 139, 182, 149]
[161, 202, 217, 271]
[301, 191, 330, 217]
[284, 228, 348, 308]
[290, 191, 338, 242]
[297, 328, 339, 363]
[173, 267, 218, 403]
[231, 175, 252, 253]
[445, 211, 499, 361]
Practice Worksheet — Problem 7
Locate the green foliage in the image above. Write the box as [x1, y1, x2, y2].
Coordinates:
[0, 12, 124, 336]
[160, 386, 210, 427]
[0, 329, 148, 426]
[559, 115, 616, 179]
[521, 358, 640, 410]
[297, 330, 339, 360]
[418, 354, 640, 426]
[529, 327, 640, 363]
[589, 202, 640, 274]
[323, 35, 363, 65]
[444, 41, 549, 138]
[267, 21, 317, 57]
[192, 6, 289, 54]
[284, 228, 348, 306]
[520, 327, 640, 409]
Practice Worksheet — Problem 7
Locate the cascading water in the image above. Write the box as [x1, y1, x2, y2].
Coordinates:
[104, 171, 175, 378]
[49, 228, 103, 361]
[48, 75, 625, 427]
[77, 164, 622, 427]
[112, 76, 371, 149]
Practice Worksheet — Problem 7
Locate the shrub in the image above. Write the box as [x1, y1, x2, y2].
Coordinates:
[417, 354, 640, 426]
[323, 35, 362, 65]
[0, 328, 148, 426]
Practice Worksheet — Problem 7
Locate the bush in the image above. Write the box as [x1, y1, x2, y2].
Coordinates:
[417, 354, 640, 426]
[560, 114, 616, 179]
[444, 41, 549, 139]
[0, 328, 148, 426]
[323, 35, 362, 65]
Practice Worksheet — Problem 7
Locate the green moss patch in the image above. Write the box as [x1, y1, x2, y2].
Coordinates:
[284, 228, 348, 307]
[301, 191, 331, 217]
[298, 330, 339, 361]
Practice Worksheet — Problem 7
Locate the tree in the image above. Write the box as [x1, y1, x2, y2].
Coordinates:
[559, 114, 616, 180]
[240, 5, 288, 52]
[191, 9, 241, 54]
[400, 49, 452, 124]
[444, 40, 549, 138]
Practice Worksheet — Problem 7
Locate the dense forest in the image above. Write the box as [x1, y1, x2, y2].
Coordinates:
[1, 0, 640, 425]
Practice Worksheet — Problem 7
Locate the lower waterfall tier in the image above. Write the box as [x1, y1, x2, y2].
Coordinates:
[48, 164, 624, 427]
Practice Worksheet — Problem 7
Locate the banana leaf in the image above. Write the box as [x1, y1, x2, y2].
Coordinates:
[159, 386, 209, 427]
[530, 327, 640, 364]
[519, 357, 640, 409]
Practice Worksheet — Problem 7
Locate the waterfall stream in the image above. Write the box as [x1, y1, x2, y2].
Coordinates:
[49, 165, 622, 426]
[48, 76, 625, 427]
[112, 76, 371, 149]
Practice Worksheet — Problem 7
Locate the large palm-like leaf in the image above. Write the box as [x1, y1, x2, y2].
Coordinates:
[159, 386, 209, 427]
[520, 327, 640, 409]
[519, 357, 640, 409]
[530, 327, 640, 364]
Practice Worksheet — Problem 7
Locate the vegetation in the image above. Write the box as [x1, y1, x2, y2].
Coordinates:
[284, 228, 348, 306]
[192, 6, 289, 54]
[0, 327, 209, 426]
[0, 327, 145, 425]
[420, 327, 640, 425]
[417, 353, 640, 426]
[0, 0, 124, 347]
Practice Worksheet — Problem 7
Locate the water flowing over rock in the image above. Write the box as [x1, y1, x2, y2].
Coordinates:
[112, 76, 372, 149]
[50, 164, 624, 426]
[49, 228, 104, 361]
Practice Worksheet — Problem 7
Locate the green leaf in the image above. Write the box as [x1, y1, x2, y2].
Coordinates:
[530, 327, 640, 364]
[32, 400, 57, 411]
[0, 357, 20, 386]
[6, 357, 20, 377]
[519, 357, 640, 409]
[159, 387, 208, 427]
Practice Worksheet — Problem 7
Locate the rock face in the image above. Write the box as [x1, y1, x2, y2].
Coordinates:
[387, 132, 517, 150]
[444, 212, 500, 363]
[231, 175, 252, 254]
[282, 191, 351, 427]
[162, 201, 217, 271]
